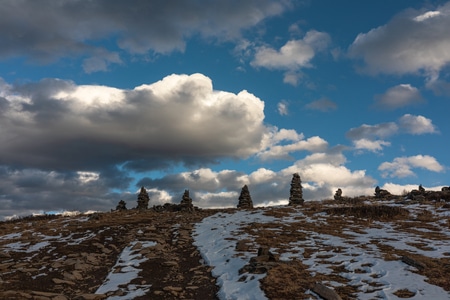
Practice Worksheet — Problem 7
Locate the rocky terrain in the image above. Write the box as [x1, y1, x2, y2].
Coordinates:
[1, 190, 450, 299]
[0, 209, 221, 300]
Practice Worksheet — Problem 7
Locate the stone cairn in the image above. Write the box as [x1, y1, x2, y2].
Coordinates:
[136, 186, 150, 210]
[180, 189, 195, 213]
[237, 185, 253, 209]
[334, 188, 343, 201]
[115, 200, 127, 211]
[288, 173, 304, 206]
[375, 186, 391, 199]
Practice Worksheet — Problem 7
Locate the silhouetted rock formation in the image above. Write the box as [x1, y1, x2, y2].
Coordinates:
[375, 186, 391, 199]
[136, 187, 150, 210]
[115, 200, 127, 211]
[180, 189, 195, 213]
[334, 188, 343, 201]
[237, 185, 253, 209]
[288, 173, 304, 206]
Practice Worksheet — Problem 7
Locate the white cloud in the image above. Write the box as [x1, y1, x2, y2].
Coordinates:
[373, 84, 424, 110]
[251, 30, 331, 84]
[283, 71, 303, 86]
[414, 10, 441, 22]
[348, 2, 450, 81]
[139, 149, 376, 207]
[399, 114, 438, 134]
[353, 139, 391, 153]
[277, 101, 289, 115]
[379, 155, 445, 178]
[252, 31, 330, 70]
[257, 134, 328, 161]
[305, 97, 337, 112]
[347, 114, 437, 153]
[77, 171, 100, 184]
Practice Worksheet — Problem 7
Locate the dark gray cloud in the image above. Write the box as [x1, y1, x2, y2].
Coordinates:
[346, 122, 399, 141]
[373, 84, 424, 110]
[0, 0, 290, 72]
[305, 97, 337, 112]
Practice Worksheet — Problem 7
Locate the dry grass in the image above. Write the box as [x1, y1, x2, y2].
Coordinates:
[393, 288, 416, 298]
[324, 205, 410, 221]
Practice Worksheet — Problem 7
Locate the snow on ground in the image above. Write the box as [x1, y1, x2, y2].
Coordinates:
[193, 206, 450, 300]
[95, 240, 157, 299]
[193, 210, 276, 300]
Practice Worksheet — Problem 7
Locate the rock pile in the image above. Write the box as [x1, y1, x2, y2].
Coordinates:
[334, 188, 343, 201]
[288, 173, 304, 206]
[115, 200, 127, 211]
[237, 185, 253, 209]
[375, 186, 391, 199]
[239, 246, 278, 275]
[136, 187, 150, 210]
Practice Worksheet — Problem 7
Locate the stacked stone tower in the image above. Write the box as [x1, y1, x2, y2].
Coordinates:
[136, 186, 150, 210]
[180, 189, 195, 212]
[288, 173, 304, 206]
[237, 185, 253, 209]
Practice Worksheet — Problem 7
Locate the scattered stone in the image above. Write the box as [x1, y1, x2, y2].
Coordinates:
[136, 186, 150, 210]
[162, 261, 179, 267]
[288, 173, 304, 206]
[401, 255, 426, 270]
[52, 278, 76, 285]
[236, 239, 252, 251]
[237, 185, 253, 209]
[312, 282, 342, 300]
[115, 200, 127, 211]
[239, 247, 278, 274]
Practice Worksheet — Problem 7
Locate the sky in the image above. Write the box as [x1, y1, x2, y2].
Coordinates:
[1, 0, 449, 219]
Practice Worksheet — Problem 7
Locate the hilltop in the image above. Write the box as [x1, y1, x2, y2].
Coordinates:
[0, 195, 450, 299]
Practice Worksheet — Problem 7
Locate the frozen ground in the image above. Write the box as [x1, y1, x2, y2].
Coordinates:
[1, 202, 449, 299]
[193, 203, 450, 300]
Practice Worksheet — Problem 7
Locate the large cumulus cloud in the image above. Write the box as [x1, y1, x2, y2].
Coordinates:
[1, 73, 266, 171]
[0, 73, 271, 218]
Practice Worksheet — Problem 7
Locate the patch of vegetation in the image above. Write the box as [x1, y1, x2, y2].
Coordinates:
[393, 288, 416, 298]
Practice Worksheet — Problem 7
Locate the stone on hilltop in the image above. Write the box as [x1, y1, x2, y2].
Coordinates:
[288, 173, 304, 206]
[115, 200, 127, 211]
[237, 185, 253, 209]
[136, 187, 150, 210]
[180, 190, 195, 213]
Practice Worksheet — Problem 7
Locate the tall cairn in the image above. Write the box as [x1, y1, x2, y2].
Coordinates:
[237, 185, 253, 209]
[288, 173, 304, 206]
[136, 186, 150, 210]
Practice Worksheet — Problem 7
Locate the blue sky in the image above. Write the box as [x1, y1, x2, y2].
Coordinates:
[1, 0, 449, 218]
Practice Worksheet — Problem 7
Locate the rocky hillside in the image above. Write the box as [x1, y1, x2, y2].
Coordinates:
[0, 209, 221, 300]
[1, 197, 450, 300]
